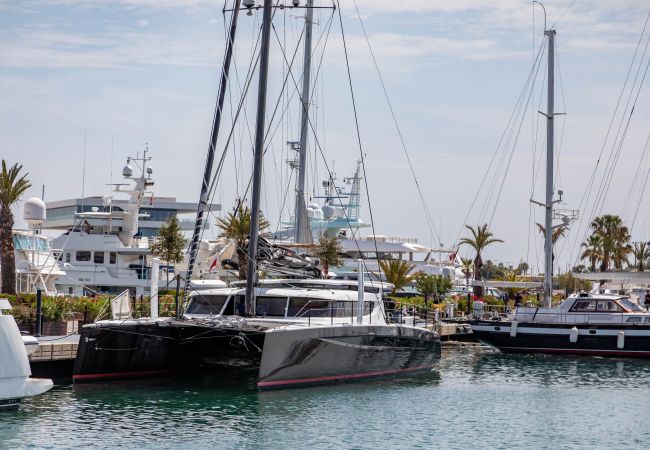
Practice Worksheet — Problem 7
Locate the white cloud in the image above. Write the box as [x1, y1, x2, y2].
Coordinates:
[138, 19, 149, 27]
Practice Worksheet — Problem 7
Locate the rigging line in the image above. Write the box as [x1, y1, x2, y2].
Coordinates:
[593, 28, 650, 216]
[351, 0, 440, 246]
[488, 46, 545, 228]
[549, 0, 577, 30]
[630, 131, 650, 233]
[621, 127, 650, 218]
[569, 11, 650, 265]
[453, 37, 547, 249]
[554, 40, 568, 190]
[480, 36, 546, 226]
[336, 0, 386, 284]
[273, 168, 296, 236]
[239, 10, 335, 208]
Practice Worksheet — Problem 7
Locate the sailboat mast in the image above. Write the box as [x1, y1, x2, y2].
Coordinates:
[245, 0, 273, 314]
[294, 0, 315, 244]
[543, 29, 556, 308]
[186, 0, 241, 283]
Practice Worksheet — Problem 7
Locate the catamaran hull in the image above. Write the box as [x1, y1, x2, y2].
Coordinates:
[73, 322, 265, 382]
[257, 325, 441, 390]
[472, 321, 650, 357]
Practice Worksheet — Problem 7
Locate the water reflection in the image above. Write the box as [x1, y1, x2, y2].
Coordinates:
[3, 347, 650, 449]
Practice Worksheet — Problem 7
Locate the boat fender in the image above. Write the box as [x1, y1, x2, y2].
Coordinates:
[569, 327, 579, 343]
[510, 321, 518, 337]
[617, 331, 625, 349]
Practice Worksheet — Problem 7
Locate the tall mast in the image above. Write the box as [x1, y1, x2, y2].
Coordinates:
[186, 0, 241, 283]
[294, 0, 315, 244]
[245, 0, 273, 314]
[543, 29, 556, 308]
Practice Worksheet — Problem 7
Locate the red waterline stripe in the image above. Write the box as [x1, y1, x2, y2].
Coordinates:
[257, 364, 434, 388]
[503, 347, 650, 357]
[73, 369, 175, 381]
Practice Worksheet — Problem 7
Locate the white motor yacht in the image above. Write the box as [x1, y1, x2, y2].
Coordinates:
[0, 299, 53, 411]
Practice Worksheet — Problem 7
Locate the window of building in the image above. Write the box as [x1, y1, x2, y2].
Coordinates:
[76, 251, 91, 262]
[94, 252, 105, 264]
[109, 252, 116, 264]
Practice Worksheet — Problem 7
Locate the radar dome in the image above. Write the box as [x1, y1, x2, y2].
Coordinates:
[322, 204, 335, 219]
[23, 197, 46, 225]
[122, 164, 133, 177]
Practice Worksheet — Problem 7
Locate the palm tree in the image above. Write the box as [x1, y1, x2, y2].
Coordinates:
[459, 224, 503, 298]
[460, 257, 473, 286]
[632, 242, 650, 272]
[379, 259, 414, 295]
[216, 204, 270, 280]
[536, 222, 569, 264]
[580, 235, 603, 272]
[0, 161, 32, 295]
[589, 215, 631, 271]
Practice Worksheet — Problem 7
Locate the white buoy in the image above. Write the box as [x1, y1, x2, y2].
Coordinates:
[150, 258, 160, 319]
[617, 331, 625, 349]
[570, 326, 579, 343]
[510, 321, 518, 337]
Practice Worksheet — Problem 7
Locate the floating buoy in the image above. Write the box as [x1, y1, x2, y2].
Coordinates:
[510, 321, 518, 337]
[617, 331, 625, 349]
[570, 327, 579, 343]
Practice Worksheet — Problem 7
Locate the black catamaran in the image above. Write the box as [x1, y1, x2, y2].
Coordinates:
[73, 0, 440, 388]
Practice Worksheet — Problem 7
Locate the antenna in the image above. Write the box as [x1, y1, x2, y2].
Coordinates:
[81, 129, 87, 211]
[532, 1, 547, 31]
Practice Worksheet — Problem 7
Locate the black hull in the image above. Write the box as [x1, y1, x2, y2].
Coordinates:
[472, 320, 650, 358]
[258, 325, 441, 389]
[73, 321, 265, 382]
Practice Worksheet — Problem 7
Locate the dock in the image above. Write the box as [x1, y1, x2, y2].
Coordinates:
[29, 334, 79, 380]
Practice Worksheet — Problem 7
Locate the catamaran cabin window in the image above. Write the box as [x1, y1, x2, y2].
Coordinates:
[185, 295, 229, 315]
[109, 252, 117, 264]
[596, 301, 622, 312]
[571, 300, 596, 312]
[76, 251, 91, 262]
[255, 297, 288, 317]
[287, 298, 332, 318]
[94, 252, 105, 264]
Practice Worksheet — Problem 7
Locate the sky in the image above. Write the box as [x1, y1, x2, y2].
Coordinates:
[1, 0, 650, 275]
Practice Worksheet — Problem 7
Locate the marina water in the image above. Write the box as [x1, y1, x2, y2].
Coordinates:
[2, 346, 650, 449]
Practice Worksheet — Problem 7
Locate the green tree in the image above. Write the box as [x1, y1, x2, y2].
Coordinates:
[580, 234, 603, 272]
[588, 215, 631, 271]
[150, 216, 187, 285]
[414, 272, 436, 306]
[460, 257, 473, 286]
[459, 224, 503, 298]
[632, 241, 650, 272]
[313, 235, 342, 278]
[379, 259, 414, 295]
[216, 205, 270, 280]
[0, 161, 31, 295]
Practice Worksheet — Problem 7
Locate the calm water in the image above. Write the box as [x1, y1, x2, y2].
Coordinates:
[3, 346, 650, 449]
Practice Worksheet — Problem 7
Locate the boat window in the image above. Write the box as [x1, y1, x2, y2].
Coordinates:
[255, 296, 288, 317]
[109, 252, 117, 264]
[65, 252, 71, 263]
[76, 251, 91, 262]
[571, 300, 596, 312]
[185, 295, 229, 315]
[645, 317, 650, 324]
[94, 252, 105, 264]
[627, 316, 642, 323]
[596, 301, 622, 312]
[287, 298, 333, 318]
[618, 298, 644, 312]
